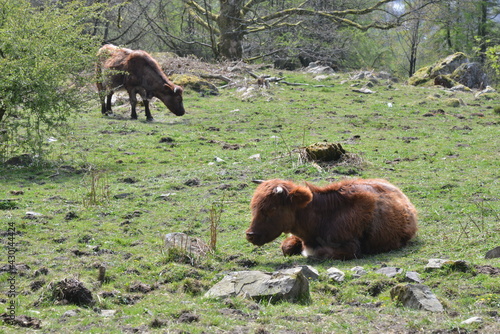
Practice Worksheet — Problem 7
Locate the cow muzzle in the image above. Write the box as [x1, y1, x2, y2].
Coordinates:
[245, 231, 264, 246]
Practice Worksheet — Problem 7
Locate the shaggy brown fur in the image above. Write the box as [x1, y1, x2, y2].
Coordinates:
[96, 44, 185, 121]
[246, 178, 418, 260]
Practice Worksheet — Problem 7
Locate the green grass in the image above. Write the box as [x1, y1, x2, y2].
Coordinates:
[1, 70, 499, 333]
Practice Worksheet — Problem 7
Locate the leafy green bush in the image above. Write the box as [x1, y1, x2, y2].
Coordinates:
[0, 0, 101, 163]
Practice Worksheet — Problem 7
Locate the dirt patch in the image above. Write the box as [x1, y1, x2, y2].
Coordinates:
[0, 313, 41, 329]
[50, 278, 94, 306]
[475, 265, 500, 276]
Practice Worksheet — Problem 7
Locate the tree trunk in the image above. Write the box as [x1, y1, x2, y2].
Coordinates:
[217, 0, 245, 60]
[477, 0, 488, 63]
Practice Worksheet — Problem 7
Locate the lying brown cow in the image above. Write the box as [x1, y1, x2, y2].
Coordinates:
[246, 178, 418, 260]
[96, 44, 185, 121]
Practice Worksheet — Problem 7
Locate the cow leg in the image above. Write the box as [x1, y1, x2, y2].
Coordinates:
[100, 96, 107, 115]
[281, 235, 303, 256]
[129, 92, 138, 120]
[106, 93, 113, 113]
[144, 100, 154, 122]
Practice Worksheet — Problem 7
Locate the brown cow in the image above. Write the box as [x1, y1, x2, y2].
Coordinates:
[246, 178, 418, 260]
[96, 44, 185, 121]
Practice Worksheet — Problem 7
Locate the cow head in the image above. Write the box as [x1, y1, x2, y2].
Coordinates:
[246, 179, 313, 247]
[157, 84, 185, 116]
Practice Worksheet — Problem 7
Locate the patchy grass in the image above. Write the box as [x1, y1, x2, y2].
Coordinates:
[1, 68, 499, 333]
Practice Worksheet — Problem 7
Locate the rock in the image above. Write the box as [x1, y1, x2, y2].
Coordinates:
[404, 271, 423, 283]
[451, 62, 488, 89]
[326, 267, 345, 283]
[408, 53, 468, 86]
[62, 309, 80, 318]
[444, 98, 462, 107]
[461, 316, 483, 325]
[375, 267, 403, 278]
[485, 246, 500, 259]
[170, 73, 218, 95]
[99, 310, 117, 317]
[434, 75, 456, 88]
[306, 62, 334, 74]
[425, 259, 472, 272]
[352, 87, 376, 94]
[248, 154, 261, 161]
[450, 84, 471, 92]
[390, 284, 444, 312]
[424, 258, 451, 270]
[25, 211, 44, 219]
[164, 232, 210, 256]
[280, 266, 319, 281]
[351, 266, 367, 278]
[475, 85, 497, 98]
[205, 269, 310, 304]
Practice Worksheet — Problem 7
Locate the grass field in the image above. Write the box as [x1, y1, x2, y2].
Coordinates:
[1, 68, 499, 333]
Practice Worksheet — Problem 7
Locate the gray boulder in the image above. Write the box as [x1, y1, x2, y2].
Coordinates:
[451, 62, 488, 89]
[205, 269, 310, 304]
[485, 246, 500, 259]
[390, 284, 444, 312]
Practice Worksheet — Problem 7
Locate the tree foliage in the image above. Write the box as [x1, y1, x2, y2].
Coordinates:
[0, 0, 101, 163]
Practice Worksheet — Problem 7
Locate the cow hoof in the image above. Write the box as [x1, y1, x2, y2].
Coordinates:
[146, 117, 154, 122]
[131, 116, 138, 120]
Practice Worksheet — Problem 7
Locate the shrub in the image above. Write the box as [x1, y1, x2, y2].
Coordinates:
[0, 0, 102, 163]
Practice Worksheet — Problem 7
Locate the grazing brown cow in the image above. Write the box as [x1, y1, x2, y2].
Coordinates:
[246, 178, 418, 260]
[96, 44, 185, 121]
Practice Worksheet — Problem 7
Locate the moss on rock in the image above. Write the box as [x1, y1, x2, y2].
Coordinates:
[170, 74, 219, 95]
[409, 53, 468, 87]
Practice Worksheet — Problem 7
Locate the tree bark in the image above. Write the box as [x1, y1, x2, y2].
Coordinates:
[217, 0, 245, 60]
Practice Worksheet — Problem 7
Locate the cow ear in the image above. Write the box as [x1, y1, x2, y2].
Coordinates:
[289, 186, 312, 208]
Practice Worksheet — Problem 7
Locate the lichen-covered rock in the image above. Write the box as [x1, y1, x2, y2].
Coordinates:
[170, 74, 218, 95]
[205, 269, 310, 304]
[390, 284, 443, 312]
[444, 98, 462, 107]
[408, 53, 468, 86]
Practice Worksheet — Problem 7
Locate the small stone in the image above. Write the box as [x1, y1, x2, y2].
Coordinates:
[375, 267, 402, 278]
[100, 310, 117, 317]
[280, 266, 319, 281]
[62, 310, 79, 317]
[404, 271, 422, 283]
[461, 316, 483, 325]
[326, 267, 345, 282]
[25, 211, 43, 219]
[425, 259, 451, 270]
[351, 266, 367, 278]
